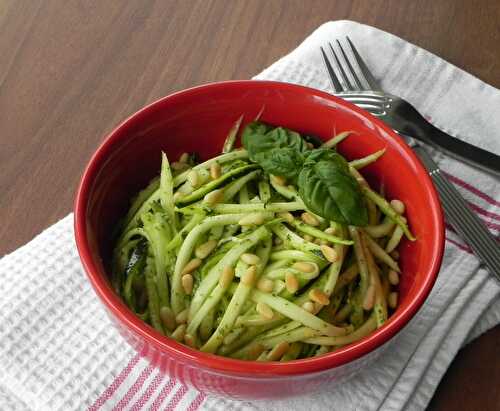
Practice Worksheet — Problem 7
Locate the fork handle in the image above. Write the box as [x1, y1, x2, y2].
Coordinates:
[413, 146, 500, 282]
[393, 104, 500, 179]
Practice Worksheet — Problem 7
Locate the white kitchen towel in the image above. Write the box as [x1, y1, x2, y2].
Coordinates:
[0, 20, 499, 411]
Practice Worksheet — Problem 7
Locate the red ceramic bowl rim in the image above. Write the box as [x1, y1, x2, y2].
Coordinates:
[74, 80, 444, 376]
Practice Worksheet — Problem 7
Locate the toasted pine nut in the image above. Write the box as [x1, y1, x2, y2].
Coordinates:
[314, 238, 322, 245]
[302, 301, 315, 313]
[301, 212, 320, 226]
[257, 277, 274, 293]
[181, 274, 194, 295]
[324, 227, 337, 235]
[306, 142, 314, 149]
[313, 302, 323, 314]
[195, 239, 218, 259]
[320, 239, 329, 246]
[388, 292, 399, 309]
[256, 302, 274, 319]
[309, 288, 330, 306]
[390, 199, 405, 215]
[321, 245, 338, 263]
[277, 211, 294, 223]
[400, 216, 407, 223]
[173, 192, 184, 202]
[160, 306, 176, 331]
[203, 189, 224, 205]
[388, 269, 400, 285]
[390, 250, 400, 260]
[285, 272, 299, 294]
[362, 284, 376, 310]
[292, 261, 316, 273]
[270, 174, 286, 186]
[187, 169, 200, 188]
[241, 265, 257, 286]
[179, 152, 189, 163]
[273, 236, 282, 246]
[303, 234, 314, 242]
[248, 343, 265, 359]
[181, 258, 202, 275]
[171, 324, 186, 341]
[267, 341, 290, 361]
[171, 161, 187, 171]
[219, 266, 235, 288]
[175, 308, 189, 324]
[210, 162, 222, 180]
[184, 333, 196, 348]
[238, 212, 265, 226]
[241, 253, 261, 265]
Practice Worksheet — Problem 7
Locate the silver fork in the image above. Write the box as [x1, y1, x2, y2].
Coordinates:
[320, 38, 500, 179]
[320, 38, 500, 281]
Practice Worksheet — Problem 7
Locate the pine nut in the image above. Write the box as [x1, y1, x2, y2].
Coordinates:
[171, 324, 186, 341]
[301, 212, 320, 226]
[171, 161, 187, 171]
[277, 211, 294, 223]
[195, 239, 218, 259]
[306, 142, 314, 149]
[309, 288, 330, 306]
[314, 238, 323, 245]
[219, 266, 235, 288]
[285, 272, 299, 294]
[267, 341, 290, 361]
[175, 308, 189, 324]
[248, 343, 265, 359]
[303, 234, 314, 242]
[302, 301, 315, 313]
[203, 189, 224, 205]
[179, 152, 189, 163]
[273, 236, 282, 246]
[241, 253, 261, 265]
[241, 265, 257, 286]
[173, 192, 184, 202]
[313, 302, 323, 314]
[238, 212, 265, 226]
[257, 278, 274, 293]
[184, 333, 196, 348]
[160, 306, 176, 331]
[321, 245, 338, 263]
[210, 162, 222, 180]
[388, 292, 398, 309]
[181, 258, 202, 275]
[390, 199, 405, 215]
[325, 227, 337, 235]
[362, 284, 376, 310]
[390, 250, 400, 260]
[187, 170, 200, 188]
[181, 274, 194, 295]
[256, 302, 274, 319]
[270, 174, 286, 186]
[292, 261, 316, 273]
[388, 270, 400, 285]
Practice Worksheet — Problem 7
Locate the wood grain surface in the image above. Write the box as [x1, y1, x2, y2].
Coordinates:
[1, 1, 499, 409]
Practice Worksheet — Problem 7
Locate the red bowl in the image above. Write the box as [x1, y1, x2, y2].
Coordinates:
[74, 80, 444, 399]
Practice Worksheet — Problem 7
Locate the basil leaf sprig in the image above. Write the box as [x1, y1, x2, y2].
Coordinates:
[242, 121, 368, 226]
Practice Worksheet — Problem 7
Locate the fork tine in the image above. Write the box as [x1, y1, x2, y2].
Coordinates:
[346, 36, 382, 91]
[328, 42, 354, 91]
[320, 46, 343, 91]
[336, 40, 363, 90]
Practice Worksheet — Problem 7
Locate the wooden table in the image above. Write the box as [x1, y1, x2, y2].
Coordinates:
[1, 1, 499, 409]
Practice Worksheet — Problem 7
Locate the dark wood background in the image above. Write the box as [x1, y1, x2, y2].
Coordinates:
[1, 1, 499, 409]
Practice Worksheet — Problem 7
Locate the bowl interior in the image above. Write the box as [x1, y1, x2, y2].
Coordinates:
[77, 80, 443, 374]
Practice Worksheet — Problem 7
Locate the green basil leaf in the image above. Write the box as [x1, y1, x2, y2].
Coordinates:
[298, 158, 368, 226]
[303, 148, 343, 166]
[254, 147, 305, 179]
[242, 121, 308, 162]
